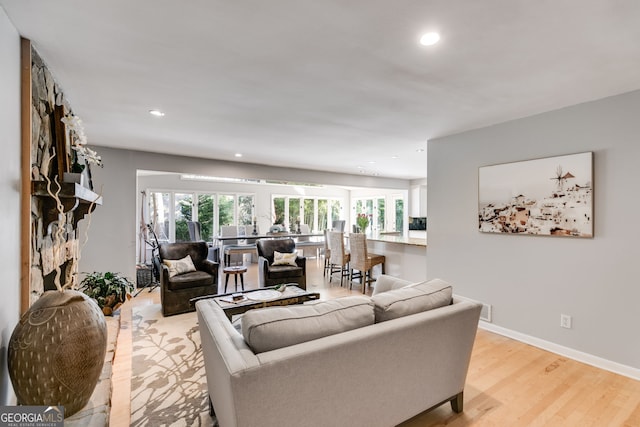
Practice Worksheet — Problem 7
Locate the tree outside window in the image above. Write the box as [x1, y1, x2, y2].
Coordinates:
[238, 195, 254, 225]
[318, 199, 328, 231]
[218, 195, 234, 229]
[175, 193, 193, 242]
[197, 194, 214, 241]
[273, 197, 285, 224]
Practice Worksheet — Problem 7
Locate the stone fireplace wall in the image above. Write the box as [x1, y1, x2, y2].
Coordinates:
[29, 47, 79, 305]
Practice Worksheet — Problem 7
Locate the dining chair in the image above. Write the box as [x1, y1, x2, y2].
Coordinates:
[222, 225, 256, 266]
[187, 221, 202, 241]
[322, 229, 331, 276]
[295, 224, 323, 258]
[348, 233, 386, 293]
[328, 231, 350, 286]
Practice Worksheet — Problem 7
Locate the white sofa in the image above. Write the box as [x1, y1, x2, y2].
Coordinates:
[196, 276, 482, 427]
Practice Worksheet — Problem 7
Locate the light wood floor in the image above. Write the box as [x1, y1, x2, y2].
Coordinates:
[109, 256, 640, 426]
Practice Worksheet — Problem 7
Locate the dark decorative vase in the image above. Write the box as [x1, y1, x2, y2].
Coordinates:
[8, 290, 107, 417]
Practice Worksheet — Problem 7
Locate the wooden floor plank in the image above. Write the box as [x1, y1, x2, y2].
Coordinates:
[109, 258, 640, 426]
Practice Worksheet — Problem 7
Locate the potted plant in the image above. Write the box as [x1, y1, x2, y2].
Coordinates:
[79, 271, 134, 316]
[356, 213, 371, 233]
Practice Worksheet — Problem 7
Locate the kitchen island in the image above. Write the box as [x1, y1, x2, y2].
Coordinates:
[366, 233, 427, 283]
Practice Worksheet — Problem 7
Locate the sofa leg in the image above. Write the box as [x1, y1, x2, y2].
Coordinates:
[209, 395, 216, 417]
[450, 391, 464, 413]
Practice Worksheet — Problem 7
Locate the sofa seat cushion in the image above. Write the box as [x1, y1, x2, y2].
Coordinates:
[266, 265, 303, 279]
[241, 296, 374, 353]
[168, 270, 214, 291]
[371, 278, 453, 323]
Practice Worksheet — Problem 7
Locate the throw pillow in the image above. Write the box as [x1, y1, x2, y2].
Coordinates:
[371, 278, 453, 323]
[272, 251, 298, 266]
[163, 255, 197, 278]
[241, 296, 374, 353]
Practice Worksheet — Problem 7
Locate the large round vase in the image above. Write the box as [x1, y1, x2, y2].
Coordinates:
[8, 290, 107, 417]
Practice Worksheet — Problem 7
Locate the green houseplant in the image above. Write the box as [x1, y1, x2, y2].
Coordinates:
[79, 271, 134, 316]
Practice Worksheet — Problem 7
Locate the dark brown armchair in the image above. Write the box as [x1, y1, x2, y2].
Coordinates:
[256, 238, 306, 289]
[158, 241, 219, 316]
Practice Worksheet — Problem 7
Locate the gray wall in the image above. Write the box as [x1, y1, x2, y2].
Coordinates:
[81, 147, 410, 280]
[0, 7, 21, 405]
[427, 90, 640, 372]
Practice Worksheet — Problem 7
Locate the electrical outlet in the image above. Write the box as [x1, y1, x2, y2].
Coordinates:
[560, 314, 572, 329]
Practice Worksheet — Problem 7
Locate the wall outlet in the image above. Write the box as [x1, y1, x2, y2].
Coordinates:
[560, 314, 572, 329]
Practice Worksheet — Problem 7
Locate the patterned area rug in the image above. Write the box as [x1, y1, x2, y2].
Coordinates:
[130, 304, 216, 427]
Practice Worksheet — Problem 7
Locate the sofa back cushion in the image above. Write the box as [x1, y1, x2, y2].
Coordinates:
[241, 296, 374, 354]
[371, 278, 453, 323]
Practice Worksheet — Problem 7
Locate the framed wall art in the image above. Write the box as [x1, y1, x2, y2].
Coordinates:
[478, 152, 593, 238]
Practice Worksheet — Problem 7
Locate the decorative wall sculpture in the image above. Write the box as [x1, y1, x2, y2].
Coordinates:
[478, 152, 593, 237]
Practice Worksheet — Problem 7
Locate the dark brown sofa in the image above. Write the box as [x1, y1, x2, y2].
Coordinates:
[256, 238, 306, 289]
[159, 241, 219, 316]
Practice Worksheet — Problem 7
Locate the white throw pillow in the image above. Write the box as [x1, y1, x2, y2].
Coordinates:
[163, 255, 196, 278]
[272, 251, 298, 266]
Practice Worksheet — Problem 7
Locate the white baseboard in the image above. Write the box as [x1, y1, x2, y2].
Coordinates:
[479, 321, 640, 381]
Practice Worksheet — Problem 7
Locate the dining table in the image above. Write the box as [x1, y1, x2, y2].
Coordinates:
[213, 232, 324, 254]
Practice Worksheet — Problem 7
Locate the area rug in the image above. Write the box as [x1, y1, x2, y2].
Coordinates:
[130, 304, 216, 427]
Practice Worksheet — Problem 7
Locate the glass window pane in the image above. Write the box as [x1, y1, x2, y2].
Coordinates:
[395, 199, 404, 231]
[197, 194, 214, 242]
[148, 192, 170, 243]
[273, 197, 285, 224]
[175, 193, 193, 242]
[289, 198, 301, 230]
[219, 195, 235, 228]
[330, 200, 342, 223]
[238, 195, 254, 225]
[318, 199, 328, 231]
[377, 198, 385, 231]
[303, 199, 314, 229]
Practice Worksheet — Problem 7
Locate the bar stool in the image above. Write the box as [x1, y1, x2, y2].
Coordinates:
[223, 266, 247, 293]
[348, 233, 385, 293]
[328, 231, 350, 286]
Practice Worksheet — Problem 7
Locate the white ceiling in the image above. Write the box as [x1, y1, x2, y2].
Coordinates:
[3, 1, 640, 180]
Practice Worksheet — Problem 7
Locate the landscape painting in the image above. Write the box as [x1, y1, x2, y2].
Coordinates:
[478, 152, 593, 237]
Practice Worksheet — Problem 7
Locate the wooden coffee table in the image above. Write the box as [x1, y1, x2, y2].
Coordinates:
[206, 285, 320, 321]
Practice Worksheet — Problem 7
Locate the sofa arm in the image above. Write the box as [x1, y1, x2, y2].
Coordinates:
[160, 264, 170, 287]
[201, 259, 219, 281]
[371, 274, 413, 295]
[258, 257, 269, 287]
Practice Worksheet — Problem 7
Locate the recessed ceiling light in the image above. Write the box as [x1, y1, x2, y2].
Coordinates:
[419, 32, 440, 46]
[357, 165, 364, 169]
[368, 161, 376, 164]
[391, 155, 399, 159]
[149, 109, 165, 117]
[234, 153, 243, 158]
[416, 148, 425, 153]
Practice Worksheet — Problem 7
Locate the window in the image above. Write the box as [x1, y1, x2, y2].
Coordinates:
[218, 195, 235, 227]
[238, 195, 254, 226]
[272, 196, 343, 232]
[145, 191, 255, 244]
[148, 192, 170, 243]
[394, 198, 404, 232]
[174, 193, 193, 242]
[353, 196, 388, 233]
[197, 194, 215, 242]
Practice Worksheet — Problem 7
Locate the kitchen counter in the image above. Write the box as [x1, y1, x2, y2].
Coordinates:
[364, 233, 427, 283]
[367, 234, 426, 247]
